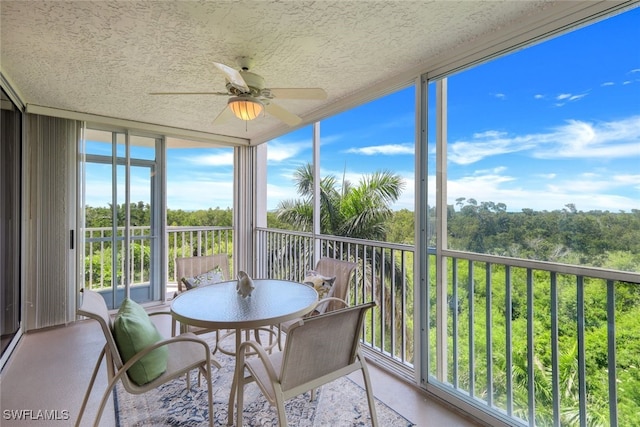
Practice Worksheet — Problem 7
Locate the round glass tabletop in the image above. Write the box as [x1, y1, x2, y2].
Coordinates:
[171, 278, 318, 330]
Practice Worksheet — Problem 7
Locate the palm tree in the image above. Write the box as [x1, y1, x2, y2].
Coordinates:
[276, 163, 406, 350]
[277, 163, 404, 238]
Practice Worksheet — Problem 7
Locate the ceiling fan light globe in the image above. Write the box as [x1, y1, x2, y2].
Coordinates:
[228, 97, 264, 121]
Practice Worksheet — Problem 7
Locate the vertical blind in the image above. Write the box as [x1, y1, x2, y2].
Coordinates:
[24, 114, 79, 330]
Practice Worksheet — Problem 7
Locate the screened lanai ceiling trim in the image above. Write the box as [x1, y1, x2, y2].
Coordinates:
[1, 73, 24, 111]
[25, 104, 250, 147]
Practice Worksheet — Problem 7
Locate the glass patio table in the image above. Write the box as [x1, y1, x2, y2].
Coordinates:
[171, 278, 318, 424]
[171, 278, 318, 352]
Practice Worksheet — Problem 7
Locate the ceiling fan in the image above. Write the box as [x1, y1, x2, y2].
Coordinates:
[150, 57, 327, 127]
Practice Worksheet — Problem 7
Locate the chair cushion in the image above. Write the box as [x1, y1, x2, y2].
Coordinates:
[303, 270, 336, 300]
[181, 267, 225, 290]
[113, 298, 168, 386]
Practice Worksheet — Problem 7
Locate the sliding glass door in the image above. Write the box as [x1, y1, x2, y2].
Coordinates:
[0, 88, 22, 363]
[81, 128, 163, 309]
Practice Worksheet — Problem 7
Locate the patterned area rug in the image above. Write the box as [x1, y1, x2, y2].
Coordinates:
[114, 334, 415, 426]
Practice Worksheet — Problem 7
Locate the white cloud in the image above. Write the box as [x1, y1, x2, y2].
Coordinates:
[474, 166, 507, 175]
[85, 169, 163, 207]
[556, 92, 588, 102]
[534, 116, 640, 159]
[344, 143, 414, 155]
[318, 133, 352, 147]
[167, 178, 233, 210]
[267, 139, 310, 162]
[84, 180, 114, 207]
[181, 151, 234, 166]
[445, 169, 638, 212]
[534, 94, 545, 99]
[473, 130, 506, 139]
[612, 174, 640, 186]
[448, 134, 536, 165]
[265, 182, 297, 210]
[536, 173, 556, 179]
[448, 115, 640, 164]
[394, 175, 415, 210]
[601, 82, 615, 86]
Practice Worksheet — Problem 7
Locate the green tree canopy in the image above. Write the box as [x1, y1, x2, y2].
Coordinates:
[276, 162, 405, 240]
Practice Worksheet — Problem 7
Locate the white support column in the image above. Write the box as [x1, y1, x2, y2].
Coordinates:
[234, 145, 257, 277]
[255, 144, 268, 230]
[312, 122, 321, 264]
[124, 132, 131, 299]
[157, 135, 167, 302]
[415, 74, 429, 387]
[435, 78, 448, 381]
[254, 143, 268, 276]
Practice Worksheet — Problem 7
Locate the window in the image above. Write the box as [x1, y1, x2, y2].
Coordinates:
[0, 87, 22, 363]
[444, 10, 640, 271]
[429, 8, 640, 425]
[82, 128, 162, 307]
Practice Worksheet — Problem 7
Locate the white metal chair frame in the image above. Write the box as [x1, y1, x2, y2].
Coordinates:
[174, 253, 231, 294]
[172, 254, 230, 349]
[174, 254, 277, 356]
[231, 301, 378, 427]
[277, 257, 358, 350]
[75, 289, 219, 427]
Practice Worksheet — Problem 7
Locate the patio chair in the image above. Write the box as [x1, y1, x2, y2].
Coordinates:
[173, 254, 271, 355]
[172, 254, 230, 341]
[277, 257, 358, 349]
[175, 253, 231, 294]
[75, 289, 219, 427]
[231, 301, 378, 427]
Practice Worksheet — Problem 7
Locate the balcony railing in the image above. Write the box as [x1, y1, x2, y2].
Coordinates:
[256, 227, 640, 427]
[431, 249, 640, 427]
[166, 225, 233, 282]
[84, 226, 154, 289]
[256, 227, 416, 378]
[84, 225, 640, 427]
[83, 226, 233, 289]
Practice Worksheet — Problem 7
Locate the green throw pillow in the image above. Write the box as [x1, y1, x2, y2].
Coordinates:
[113, 298, 168, 386]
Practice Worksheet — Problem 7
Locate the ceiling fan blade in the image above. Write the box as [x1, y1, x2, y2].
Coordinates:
[268, 88, 327, 100]
[264, 102, 302, 126]
[212, 106, 234, 126]
[149, 91, 229, 96]
[213, 62, 250, 93]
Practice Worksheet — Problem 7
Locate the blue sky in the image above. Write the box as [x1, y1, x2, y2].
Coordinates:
[256, 7, 640, 213]
[440, 7, 639, 213]
[92, 7, 639, 214]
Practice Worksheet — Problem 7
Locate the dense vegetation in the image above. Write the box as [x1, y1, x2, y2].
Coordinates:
[85, 199, 640, 273]
[84, 174, 640, 426]
[448, 198, 640, 271]
[85, 202, 234, 228]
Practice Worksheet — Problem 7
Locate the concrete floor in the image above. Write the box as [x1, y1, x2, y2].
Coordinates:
[0, 305, 481, 427]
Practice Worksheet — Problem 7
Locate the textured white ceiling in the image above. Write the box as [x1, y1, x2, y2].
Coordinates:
[0, 1, 628, 143]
